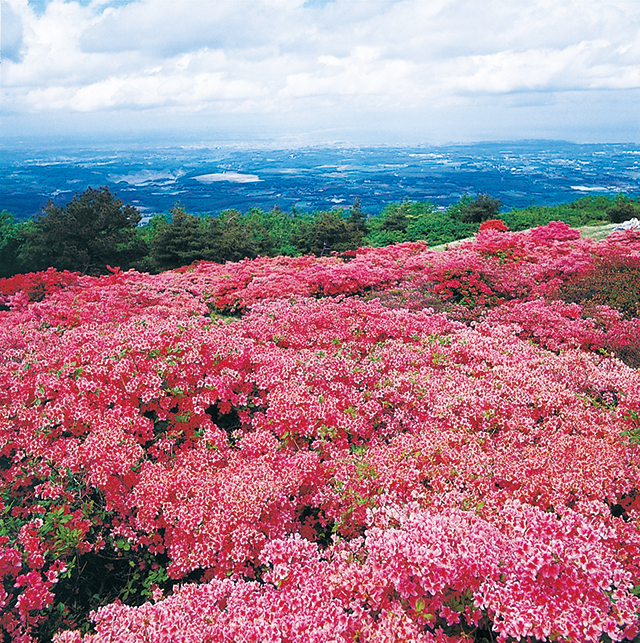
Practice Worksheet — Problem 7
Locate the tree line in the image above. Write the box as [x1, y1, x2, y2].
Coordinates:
[0, 187, 636, 278]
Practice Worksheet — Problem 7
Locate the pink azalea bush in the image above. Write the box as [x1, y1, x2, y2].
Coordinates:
[0, 222, 639, 642]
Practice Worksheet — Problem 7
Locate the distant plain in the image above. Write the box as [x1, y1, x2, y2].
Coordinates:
[2, 140, 639, 221]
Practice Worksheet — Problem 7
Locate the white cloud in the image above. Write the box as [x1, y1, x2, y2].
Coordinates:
[1, 2, 25, 62]
[2, 0, 640, 141]
[281, 47, 421, 109]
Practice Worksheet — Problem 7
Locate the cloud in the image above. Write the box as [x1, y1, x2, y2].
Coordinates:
[2, 0, 640, 142]
[79, 0, 306, 56]
[1, 2, 25, 62]
[279, 46, 425, 116]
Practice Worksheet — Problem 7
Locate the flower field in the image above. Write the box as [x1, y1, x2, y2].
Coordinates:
[1, 221, 640, 643]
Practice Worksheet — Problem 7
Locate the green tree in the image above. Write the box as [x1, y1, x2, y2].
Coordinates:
[0, 210, 23, 277]
[206, 209, 273, 263]
[294, 210, 362, 256]
[21, 186, 145, 274]
[239, 208, 277, 257]
[348, 198, 368, 236]
[365, 201, 440, 246]
[149, 205, 207, 271]
[365, 200, 474, 248]
[381, 202, 410, 233]
[455, 193, 502, 224]
[260, 206, 300, 256]
[607, 194, 637, 224]
[364, 202, 411, 247]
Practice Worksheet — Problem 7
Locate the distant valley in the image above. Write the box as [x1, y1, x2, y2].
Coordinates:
[1, 140, 640, 221]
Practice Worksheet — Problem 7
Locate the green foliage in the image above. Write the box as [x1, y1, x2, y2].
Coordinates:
[20, 187, 146, 275]
[554, 256, 640, 369]
[365, 200, 474, 247]
[348, 198, 368, 236]
[366, 201, 423, 247]
[135, 213, 169, 256]
[454, 193, 502, 224]
[407, 211, 475, 246]
[380, 202, 411, 233]
[0, 460, 174, 640]
[248, 206, 300, 257]
[150, 205, 208, 271]
[622, 410, 640, 444]
[0, 210, 23, 277]
[43, 537, 172, 640]
[363, 225, 407, 248]
[502, 195, 612, 231]
[607, 194, 639, 224]
[5, 191, 633, 277]
[206, 208, 274, 263]
[294, 209, 364, 255]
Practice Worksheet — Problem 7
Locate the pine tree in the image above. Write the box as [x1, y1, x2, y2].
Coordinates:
[150, 205, 207, 271]
[20, 186, 145, 274]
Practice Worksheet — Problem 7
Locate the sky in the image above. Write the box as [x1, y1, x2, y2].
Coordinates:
[2, 0, 640, 146]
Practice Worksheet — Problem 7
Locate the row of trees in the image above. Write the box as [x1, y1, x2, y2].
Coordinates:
[0, 187, 635, 277]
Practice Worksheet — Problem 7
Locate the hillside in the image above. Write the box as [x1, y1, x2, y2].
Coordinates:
[0, 222, 639, 643]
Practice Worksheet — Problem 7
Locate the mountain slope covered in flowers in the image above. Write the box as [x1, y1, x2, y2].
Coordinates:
[1, 221, 639, 643]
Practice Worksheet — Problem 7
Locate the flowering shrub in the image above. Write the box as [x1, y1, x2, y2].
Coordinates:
[0, 268, 83, 309]
[0, 222, 639, 642]
[479, 298, 640, 360]
[478, 219, 509, 233]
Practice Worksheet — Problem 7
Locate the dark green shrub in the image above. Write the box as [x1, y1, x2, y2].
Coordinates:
[294, 210, 363, 255]
[456, 193, 502, 224]
[607, 195, 638, 224]
[0, 210, 23, 277]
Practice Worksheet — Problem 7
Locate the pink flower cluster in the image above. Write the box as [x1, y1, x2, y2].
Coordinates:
[0, 222, 639, 642]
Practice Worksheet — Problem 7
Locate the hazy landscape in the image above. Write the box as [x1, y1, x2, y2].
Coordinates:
[2, 140, 640, 220]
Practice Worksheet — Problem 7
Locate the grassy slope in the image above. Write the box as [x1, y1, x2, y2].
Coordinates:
[429, 221, 626, 251]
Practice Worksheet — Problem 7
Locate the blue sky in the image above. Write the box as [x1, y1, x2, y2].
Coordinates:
[2, 0, 640, 145]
